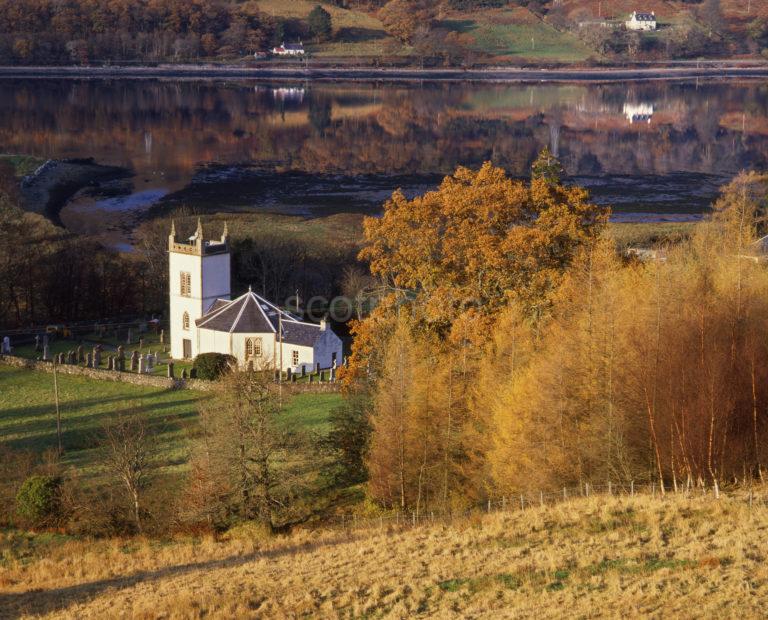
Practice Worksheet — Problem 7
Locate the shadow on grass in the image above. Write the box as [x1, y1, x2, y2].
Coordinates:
[335, 26, 387, 42]
[0, 393, 202, 452]
[0, 533, 367, 618]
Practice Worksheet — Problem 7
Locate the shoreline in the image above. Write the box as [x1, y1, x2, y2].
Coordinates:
[1, 63, 768, 83]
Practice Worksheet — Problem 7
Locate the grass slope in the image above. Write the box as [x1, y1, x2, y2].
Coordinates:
[1, 489, 766, 617]
[443, 7, 592, 62]
[256, 0, 395, 57]
[0, 364, 342, 478]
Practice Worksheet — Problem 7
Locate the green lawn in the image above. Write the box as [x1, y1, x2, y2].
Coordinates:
[0, 364, 343, 479]
[442, 9, 593, 62]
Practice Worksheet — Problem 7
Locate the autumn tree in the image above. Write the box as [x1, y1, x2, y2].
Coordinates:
[378, 0, 436, 44]
[349, 151, 607, 384]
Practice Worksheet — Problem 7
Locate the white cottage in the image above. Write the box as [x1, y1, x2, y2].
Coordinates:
[626, 11, 657, 31]
[169, 221, 343, 371]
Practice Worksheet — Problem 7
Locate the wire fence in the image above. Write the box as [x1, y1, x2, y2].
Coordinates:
[325, 481, 768, 534]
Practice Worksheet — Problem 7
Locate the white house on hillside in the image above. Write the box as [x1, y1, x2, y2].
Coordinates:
[626, 11, 657, 31]
[169, 220, 343, 372]
[271, 42, 305, 56]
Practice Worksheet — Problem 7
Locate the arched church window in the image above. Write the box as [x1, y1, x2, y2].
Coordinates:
[183, 312, 190, 331]
[245, 337, 262, 358]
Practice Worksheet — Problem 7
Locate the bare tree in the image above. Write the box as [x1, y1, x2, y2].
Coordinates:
[101, 410, 154, 534]
[190, 369, 303, 530]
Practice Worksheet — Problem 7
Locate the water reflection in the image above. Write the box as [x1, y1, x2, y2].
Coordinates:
[0, 78, 766, 221]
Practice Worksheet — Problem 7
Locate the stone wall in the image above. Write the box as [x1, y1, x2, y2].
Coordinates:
[0, 355, 341, 394]
[0, 354, 210, 391]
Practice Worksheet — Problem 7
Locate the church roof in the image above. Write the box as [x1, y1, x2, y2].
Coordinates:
[196, 290, 327, 346]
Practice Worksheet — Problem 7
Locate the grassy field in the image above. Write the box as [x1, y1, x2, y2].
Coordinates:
[1, 488, 766, 617]
[608, 221, 695, 251]
[442, 7, 593, 63]
[0, 363, 342, 479]
[256, 0, 397, 58]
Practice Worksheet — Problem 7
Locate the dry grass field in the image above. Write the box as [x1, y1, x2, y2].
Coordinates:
[2, 489, 767, 618]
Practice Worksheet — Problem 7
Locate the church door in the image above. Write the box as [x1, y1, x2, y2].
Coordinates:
[183, 339, 192, 359]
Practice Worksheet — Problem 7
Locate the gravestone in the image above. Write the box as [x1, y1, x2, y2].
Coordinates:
[43, 334, 49, 349]
[67, 350, 75, 365]
[130, 350, 139, 372]
[117, 346, 125, 372]
[139, 338, 144, 351]
[138, 356, 146, 374]
[286, 368, 292, 381]
[301, 365, 306, 378]
[167, 362, 174, 378]
[159, 329, 165, 345]
[42, 345, 50, 361]
[309, 374, 314, 384]
[76, 345, 84, 363]
[315, 362, 321, 375]
[181, 368, 188, 379]
[57, 352, 65, 365]
[107, 356, 114, 371]
[291, 373, 297, 383]
[1, 336, 10, 354]
[34, 335, 41, 352]
[93, 346, 101, 368]
[86, 352, 93, 367]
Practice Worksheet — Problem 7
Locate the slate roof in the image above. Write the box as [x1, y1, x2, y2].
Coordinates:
[196, 290, 326, 346]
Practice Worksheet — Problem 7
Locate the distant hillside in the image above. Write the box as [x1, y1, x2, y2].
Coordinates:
[3, 489, 767, 617]
[1, 0, 767, 66]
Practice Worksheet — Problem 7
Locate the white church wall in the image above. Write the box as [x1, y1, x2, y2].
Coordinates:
[201, 254, 231, 307]
[197, 328, 232, 358]
[313, 327, 344, 370]
[169, 251, 204, 360]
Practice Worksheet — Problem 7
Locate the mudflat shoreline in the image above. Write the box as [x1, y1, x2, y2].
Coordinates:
[1, 63, 768, 82]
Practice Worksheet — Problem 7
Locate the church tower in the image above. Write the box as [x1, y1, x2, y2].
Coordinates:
[168, 219, 231, 360]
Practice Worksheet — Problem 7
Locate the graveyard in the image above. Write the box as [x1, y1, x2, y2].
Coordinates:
[4, 325, 195, 379]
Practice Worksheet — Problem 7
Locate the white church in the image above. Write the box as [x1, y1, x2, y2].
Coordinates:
[168, 220, 343, 372]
